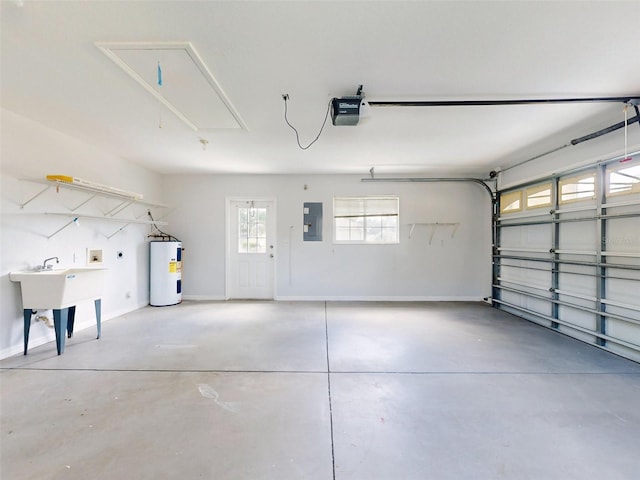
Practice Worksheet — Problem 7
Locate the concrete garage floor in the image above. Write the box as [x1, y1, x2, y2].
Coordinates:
[1, 301, 639, 480]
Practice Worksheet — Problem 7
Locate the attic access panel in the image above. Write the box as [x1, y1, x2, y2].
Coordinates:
[96, 42, 246, 131]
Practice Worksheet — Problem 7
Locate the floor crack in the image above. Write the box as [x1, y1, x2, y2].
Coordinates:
[325, 301, 336, 480]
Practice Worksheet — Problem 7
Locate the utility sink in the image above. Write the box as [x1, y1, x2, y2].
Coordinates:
[10, 267, 107, 355]
[10, 267, 106, 310]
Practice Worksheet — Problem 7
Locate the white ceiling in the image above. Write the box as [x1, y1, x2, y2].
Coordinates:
[2, 0, 639, 176]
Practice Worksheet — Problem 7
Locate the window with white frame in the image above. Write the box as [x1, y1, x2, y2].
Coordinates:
[238, 206, 267, 253]
[333, 196, 399, 244]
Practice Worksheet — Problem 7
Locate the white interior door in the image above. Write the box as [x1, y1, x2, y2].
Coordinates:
[227, 199, 275, 299]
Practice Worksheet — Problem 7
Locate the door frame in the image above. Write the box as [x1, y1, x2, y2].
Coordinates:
[225, 196, 277, 300]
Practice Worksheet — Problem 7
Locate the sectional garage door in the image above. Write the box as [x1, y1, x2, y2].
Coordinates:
[493, 155, 640, 362]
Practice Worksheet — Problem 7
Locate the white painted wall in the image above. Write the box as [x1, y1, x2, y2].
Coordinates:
[0, 109, 163, 358]
[0, 109, 492, 359]
[162, 174, 493, 301]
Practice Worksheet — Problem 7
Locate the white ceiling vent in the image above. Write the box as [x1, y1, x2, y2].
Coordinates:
[96, 42, 246, 131]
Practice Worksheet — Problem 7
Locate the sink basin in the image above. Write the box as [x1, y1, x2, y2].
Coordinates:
[10, 267, 107, 310]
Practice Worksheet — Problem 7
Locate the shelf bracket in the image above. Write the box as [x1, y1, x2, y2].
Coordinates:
[105, 200, 133, 217]
[20, 185, 51, 209]
[428, 225, 438, 245]
[71, 193, 98, 212]
[46, 217, 79, 240]
[106, 223, 131, 239]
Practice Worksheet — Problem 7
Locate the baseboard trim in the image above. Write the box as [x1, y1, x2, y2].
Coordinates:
[181, 295, 485, 302]
[276, 296, 485, 302]
[182, 295, 226, 301]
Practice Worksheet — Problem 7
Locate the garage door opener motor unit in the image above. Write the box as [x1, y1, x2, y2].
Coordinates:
[331, 85, 365, 126]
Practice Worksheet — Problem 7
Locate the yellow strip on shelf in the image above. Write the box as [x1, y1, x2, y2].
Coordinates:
[46, 175, 143, 200]
[46, 174, 74, 183]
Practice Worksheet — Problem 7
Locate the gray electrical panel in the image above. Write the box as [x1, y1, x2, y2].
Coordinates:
[303, 202, 323, 241]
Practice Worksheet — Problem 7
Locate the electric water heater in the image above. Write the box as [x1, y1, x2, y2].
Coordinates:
[149, 241, 182, 306]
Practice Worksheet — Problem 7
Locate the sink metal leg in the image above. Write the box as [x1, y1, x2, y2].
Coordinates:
[95, 299, 101, 339]
[52, 308, 69, 355]
[23, 309, 32, 355]
[67, 306, 76, 338]
[23, 301, 101, 355]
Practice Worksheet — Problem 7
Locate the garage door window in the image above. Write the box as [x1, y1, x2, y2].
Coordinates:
[526, 183, 552, 209]
[559, 173, 595, 204]
[607, 161, 640, 196]
[499, 191, 522, 214]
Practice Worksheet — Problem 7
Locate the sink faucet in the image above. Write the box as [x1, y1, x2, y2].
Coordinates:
[42, 257, 59, 270]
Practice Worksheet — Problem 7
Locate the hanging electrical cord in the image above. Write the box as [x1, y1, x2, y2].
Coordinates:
[283, 94, 331, 150]
[147, 210, 180, 242]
